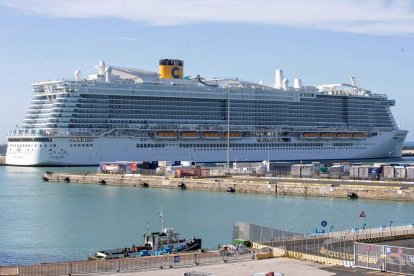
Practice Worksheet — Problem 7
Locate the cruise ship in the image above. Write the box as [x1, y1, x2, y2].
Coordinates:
[6, 59, 408, 166]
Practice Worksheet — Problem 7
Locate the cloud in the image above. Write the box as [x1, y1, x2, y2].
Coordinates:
[1, 0, 414, 35]
[115, 36, 139, 42]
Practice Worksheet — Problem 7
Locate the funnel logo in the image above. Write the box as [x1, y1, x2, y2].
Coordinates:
[171, 67, 180, 79]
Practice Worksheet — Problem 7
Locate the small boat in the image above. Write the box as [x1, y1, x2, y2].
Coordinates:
[202, 131, 222, 139]
[223, 132, 242, 139]
[336, 132, 352, 139]
[320, 132, 336, 139]
[180, 131, 199, 139]
[88, 211, 201, 260]
[302, 132, 319, 139]
[352, 132, 366, 139]
[155, 131, 177, 139]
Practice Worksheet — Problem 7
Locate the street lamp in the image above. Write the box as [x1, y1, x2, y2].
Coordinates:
[226, 89, 231, 174]
[389, 220, 393, 229]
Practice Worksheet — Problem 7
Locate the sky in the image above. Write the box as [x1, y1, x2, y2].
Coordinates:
[0, 0, 413, 143]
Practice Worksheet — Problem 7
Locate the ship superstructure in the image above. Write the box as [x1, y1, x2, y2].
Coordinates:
[6, 59, 407, 166]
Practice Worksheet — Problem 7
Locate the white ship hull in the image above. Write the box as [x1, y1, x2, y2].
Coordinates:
[6, 130, 407, 166]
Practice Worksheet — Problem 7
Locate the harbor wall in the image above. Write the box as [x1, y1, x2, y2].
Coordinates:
[45, 173, 414, 201]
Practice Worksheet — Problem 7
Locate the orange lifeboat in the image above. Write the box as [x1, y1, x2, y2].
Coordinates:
[202, 132, 222, 139]
[336, 132, 352, 139]
[352, 132, 366, 139]
[223, 132, 242, 139]
[180, 131, 199, 139]
[156, 131, 177, 139]
[320, 132, 336, 139]
[302, 132, 319, 139]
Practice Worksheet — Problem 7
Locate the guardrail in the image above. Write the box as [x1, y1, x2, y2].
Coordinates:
[1, 251, 252, 276]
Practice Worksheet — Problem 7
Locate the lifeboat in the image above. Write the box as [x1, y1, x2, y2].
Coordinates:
[320, 132, 336, 139]
[302, 132, 319, 139]
[352, 132, 366, 139]
[336, 132, 352, 139]
[156, 131, 177, 139]
[180, 131, 199, 139]
[202, 132, 222, 139]
[223, 132, 242, 139]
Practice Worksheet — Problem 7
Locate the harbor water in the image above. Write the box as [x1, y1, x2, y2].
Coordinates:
[1, 161, 414, 266]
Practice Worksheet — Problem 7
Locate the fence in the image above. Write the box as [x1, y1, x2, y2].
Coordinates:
[355, 242, 414, 274]
[234, 222, 414, 266]
[3, 251, 252, 276]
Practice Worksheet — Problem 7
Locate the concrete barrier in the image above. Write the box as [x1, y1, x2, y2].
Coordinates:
[43, 173, 414, 201]
[0, 266, 18, 276]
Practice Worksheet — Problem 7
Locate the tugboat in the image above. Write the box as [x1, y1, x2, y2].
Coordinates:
[88, 211, 202, 259]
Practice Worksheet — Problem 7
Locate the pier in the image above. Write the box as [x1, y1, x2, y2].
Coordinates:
[43, 172, 414, 201]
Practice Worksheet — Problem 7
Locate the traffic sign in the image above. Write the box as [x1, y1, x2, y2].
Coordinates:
[365, 244, 372, 253]
[321, 220, 328, 227]
[174, 255, 180, 263]
[359, 211, 366, 218]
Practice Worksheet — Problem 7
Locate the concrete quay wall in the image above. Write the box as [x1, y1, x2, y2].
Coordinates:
[45, 173, 414, 201]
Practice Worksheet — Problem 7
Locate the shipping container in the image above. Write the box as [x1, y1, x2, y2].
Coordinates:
[181, 161, 194, 167]
[358, 165, 370, 179]
[406, 167, 414, 180]
[301, 164, 315, 177]
[329, 164, 344, 173]
[319, 167, 328, 173]
[175, 168, 210, 178]
[158, 161, 173, 167]
[383, 166, 395, 179]
[329, 165, 344, 179]
[233, 162, 252, 169]
[311, 162, 321, 173]
[267, 162, 293, 172]
[291, 164, 302, 177]
[349, 166, 359, 178]
[368, 166, 381, 179]
[394, 166, 406, 179]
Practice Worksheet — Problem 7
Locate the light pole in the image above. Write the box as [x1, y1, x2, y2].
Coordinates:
[226, 89, 231, 174]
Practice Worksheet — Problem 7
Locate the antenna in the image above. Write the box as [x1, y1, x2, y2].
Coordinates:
[350, 76, 358, 87]
[159, 209, 164, 232]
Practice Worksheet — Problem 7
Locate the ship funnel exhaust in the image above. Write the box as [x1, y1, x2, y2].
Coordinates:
[275, 69, 283, 89]
[293, 78, 302, 89]
[159, 59, 184, 79]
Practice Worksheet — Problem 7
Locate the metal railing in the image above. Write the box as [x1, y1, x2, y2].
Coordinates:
[234, 222, 414, 264]
[7, 251, 252, 276]
[355, 242, 414, 274]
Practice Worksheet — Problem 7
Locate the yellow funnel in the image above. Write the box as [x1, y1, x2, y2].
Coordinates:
[159, 59, 183, 79]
